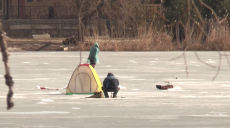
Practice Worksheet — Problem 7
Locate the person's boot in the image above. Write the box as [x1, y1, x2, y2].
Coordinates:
[103, 90, 109, 98]
[113, 90, 118, 98]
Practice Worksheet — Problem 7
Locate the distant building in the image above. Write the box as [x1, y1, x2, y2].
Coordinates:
[1, 0, 163, 38]
[1, 0, 79, 38]
[2, 0, 78, 19]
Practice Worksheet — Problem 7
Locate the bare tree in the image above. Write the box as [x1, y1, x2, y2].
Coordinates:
[75, 0, 143, 41]
[150, 0, 230, 80]
[75, 0, 105, 41]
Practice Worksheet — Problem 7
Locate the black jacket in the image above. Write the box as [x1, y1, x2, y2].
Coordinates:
[103, 73, 119, 89]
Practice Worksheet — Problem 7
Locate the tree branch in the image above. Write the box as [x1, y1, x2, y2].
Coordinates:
[189, 16, 208, 37]
[170, 47, 189, 77]
[199, 0, 218, 22]
[82, 0, 105, 22]
[212, 51, 221, 81]
[224, 51, 230, 68]
[0, 24, 14, 110]
[194, 51, 216, 68]
[191, 0, 205, 26]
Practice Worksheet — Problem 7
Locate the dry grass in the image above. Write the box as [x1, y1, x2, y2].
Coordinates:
[10, 24, 230, 51]
[77, 28, 174, 51]
[10, 22, 230, 52]
[182, 25, 230, 51]
[204, 27, 230, 51]
[75, 19, 230, 51]
[75, 26, 230, 51]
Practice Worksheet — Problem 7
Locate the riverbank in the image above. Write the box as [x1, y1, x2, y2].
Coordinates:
[6, 37, 230, 52]
[6, 38, 65, 52]
[5, 37, 176, 52]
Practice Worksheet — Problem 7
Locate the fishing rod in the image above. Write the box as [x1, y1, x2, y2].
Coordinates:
[36, 85, 67, 90]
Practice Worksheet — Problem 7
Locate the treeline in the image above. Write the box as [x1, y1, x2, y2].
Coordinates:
[163, 0, 230, 23]
[78, 0, 230, 38]
[160, 0, 230, 50]
[72, 0, 230, 51]
[83, 0, 230, 51]
[2, 0, 228, 50]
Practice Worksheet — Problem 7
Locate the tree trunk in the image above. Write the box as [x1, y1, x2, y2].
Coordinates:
[76, 0, 105, 41]
[176, 22, 180, 46]
[76, 0, 84, 42]
[78, 11, 82, 41]
[187, 0, 191, 44]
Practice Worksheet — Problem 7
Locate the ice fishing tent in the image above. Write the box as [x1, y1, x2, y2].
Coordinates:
[66, 64, 103, 94]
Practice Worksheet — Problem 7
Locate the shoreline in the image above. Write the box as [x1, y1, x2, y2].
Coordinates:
[5, 38, 228, 52]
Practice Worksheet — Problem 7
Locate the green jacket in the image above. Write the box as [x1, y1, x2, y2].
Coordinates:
[87, 42, 100, 64]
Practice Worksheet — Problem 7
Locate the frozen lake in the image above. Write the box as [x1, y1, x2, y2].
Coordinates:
[0, 51, 230, 128]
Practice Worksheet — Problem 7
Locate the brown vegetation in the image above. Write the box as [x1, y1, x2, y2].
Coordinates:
[6, 27, 230, 52]
[6, 0, 230, 51]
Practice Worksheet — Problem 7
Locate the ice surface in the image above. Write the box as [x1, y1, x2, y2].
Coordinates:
[0, 51, 229, 127]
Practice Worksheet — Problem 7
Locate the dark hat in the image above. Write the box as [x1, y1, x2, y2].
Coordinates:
[107, 72, 114, 76]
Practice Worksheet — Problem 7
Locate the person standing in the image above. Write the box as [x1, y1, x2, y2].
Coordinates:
[102, 73, 120, 98]
[87, 42, 100, 68]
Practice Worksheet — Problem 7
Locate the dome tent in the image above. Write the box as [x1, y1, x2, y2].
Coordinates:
[66, 64, 103, 95]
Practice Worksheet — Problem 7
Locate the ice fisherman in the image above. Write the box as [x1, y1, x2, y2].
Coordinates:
[87, 42, 100, 68]
[102, 73, 120, 98]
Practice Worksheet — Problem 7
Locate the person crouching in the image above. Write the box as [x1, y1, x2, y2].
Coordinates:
[102, 73, 120, 98]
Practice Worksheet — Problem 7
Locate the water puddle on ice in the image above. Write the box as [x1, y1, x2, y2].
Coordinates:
[117, 76, 134, 79]
[22, 62, 31, 64]
[220, 84, 230, 87]
[72, 107, 81, 110]
[130, 79, 146, 81]
[14, 94, 26, 96]
[181, 95, 230, 98]
[41, 99, 54, 102]
[167, 86, 183, 91]
[129, 60, 137, 63]
[199, 91, 208, 93]
[189, 114, 229, 117]
[37, 102, 48, 104]
[0, 111, 70, 115]
[119, 86, 127, 89]
[191, 61, 197, 63]
[206, 60, 216, 63]
[34, 78, 52, 80]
